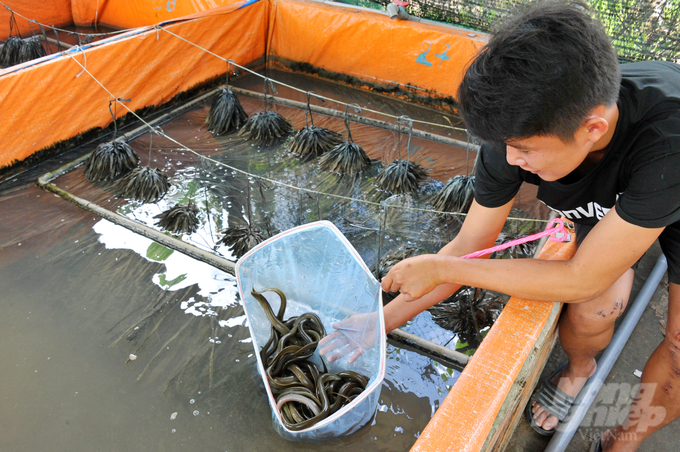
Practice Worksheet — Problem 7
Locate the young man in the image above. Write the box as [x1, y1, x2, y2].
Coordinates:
[320, 1, 680, 450]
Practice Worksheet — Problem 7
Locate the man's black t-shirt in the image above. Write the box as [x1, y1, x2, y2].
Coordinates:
[473, 61, 680, 282]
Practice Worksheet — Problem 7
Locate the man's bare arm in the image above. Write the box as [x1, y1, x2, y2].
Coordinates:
[383, 198, 514, 332]
[383, 207, 664, 305]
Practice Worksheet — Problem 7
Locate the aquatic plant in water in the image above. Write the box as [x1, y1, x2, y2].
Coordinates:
[113, 128, 170, 203]
[85, 99, 140, 182]
[374, 159, 428, 194]
[290, 126, 344, 161]
[206, 64, 249, 135]
[0, 13, 46, 67]
[18, 37, 46, 63]
[206, 88, 249, 135]
[239, 110, 293, 145]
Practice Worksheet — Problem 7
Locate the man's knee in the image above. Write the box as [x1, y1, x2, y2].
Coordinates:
[563, 269, 634, 336]
[563, 294, 628, 336]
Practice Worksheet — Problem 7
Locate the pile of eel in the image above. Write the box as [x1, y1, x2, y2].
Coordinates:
[251, 287, 369, 431]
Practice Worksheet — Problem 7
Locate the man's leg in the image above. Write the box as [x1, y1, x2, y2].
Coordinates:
[600, 282, 680, 452]
[531, 268, 635, 431]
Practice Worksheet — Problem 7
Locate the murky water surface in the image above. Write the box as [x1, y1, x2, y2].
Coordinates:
[0, 69, 546, 451]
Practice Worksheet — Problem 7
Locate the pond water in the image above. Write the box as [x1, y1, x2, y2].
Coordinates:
[0, 69, 547, 451]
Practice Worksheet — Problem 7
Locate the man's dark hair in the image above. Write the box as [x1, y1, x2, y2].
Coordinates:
[457, 0, 621, 146]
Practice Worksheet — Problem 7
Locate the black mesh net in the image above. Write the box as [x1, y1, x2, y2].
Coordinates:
[369, 0, 680, 63]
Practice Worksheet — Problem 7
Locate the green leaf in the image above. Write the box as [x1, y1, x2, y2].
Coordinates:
[146, 242, 174, 261]
[158, 273, 187, 288]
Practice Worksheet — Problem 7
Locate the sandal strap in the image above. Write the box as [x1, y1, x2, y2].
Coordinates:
[532, 380, 575, 421]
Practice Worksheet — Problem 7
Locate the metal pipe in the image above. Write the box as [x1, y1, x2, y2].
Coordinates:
[38, 35, 74, 49]
[229, 87, 478, 151]
[544, 253, 668, 452]
[37, 178, 236, 274]
[388, 328, 470, 367]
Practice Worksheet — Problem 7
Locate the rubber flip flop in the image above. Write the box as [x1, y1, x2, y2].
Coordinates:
[525, 361, 574, 437]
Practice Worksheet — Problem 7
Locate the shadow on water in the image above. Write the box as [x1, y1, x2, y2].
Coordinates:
[0, 69, 548, 451]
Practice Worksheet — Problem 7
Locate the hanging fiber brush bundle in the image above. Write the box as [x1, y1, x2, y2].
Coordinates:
[218, 176, 268, 259]
[374, 116, 428, 194]
[289, 91, 343, 161]
[154, 202, 200, 235]
[432, 174, 475, 214]
[84, 98, 140, 182]
[239, 78, 293, 146]
[319, 103, 370, 174]
[431, 131, 478, 217]
[114, 126, 170, 203]
[18, 20, 46, 63]
[205, 60, 248, 135]
[0, 10, 21, 67]
[0, 10, 46, 67]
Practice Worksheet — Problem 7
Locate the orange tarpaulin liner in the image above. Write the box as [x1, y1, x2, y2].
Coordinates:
[268, 0, 487, 101]
[1, 0, 487, 170]
[0, 0, 266, 169]
[71, 0, 247, 30]
[0, 0, 72, 41]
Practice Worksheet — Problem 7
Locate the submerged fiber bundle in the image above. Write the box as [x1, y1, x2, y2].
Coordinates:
[432, 175, 475, 214]
[218, 224, 267, 259]
[205, 88, 249, 135]
[428, 286, 504, 344]
[318, 141, 371, 174]
[114, 167, 170, 203]
[238, 110, 293, 146]
[153, 202, 200, 235]
[374, 159, 428, 194]
[84, 141, 140, 182]
[289, 126, 343, 161]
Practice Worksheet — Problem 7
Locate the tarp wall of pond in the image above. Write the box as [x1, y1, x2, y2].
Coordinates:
[0, 0, 485, 170]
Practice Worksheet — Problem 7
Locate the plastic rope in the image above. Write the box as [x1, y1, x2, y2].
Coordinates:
[461, 218, 567, 259]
